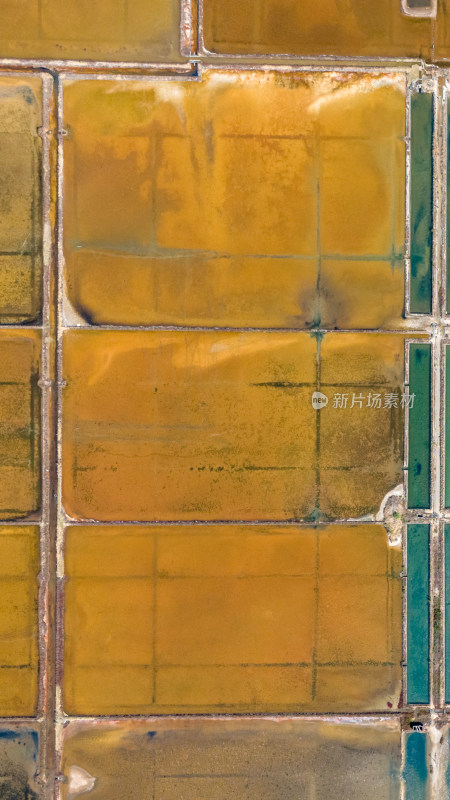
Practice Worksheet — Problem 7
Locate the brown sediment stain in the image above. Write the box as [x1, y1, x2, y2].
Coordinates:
[62, 71, 405, 330]
[63, 523, 401, 714]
